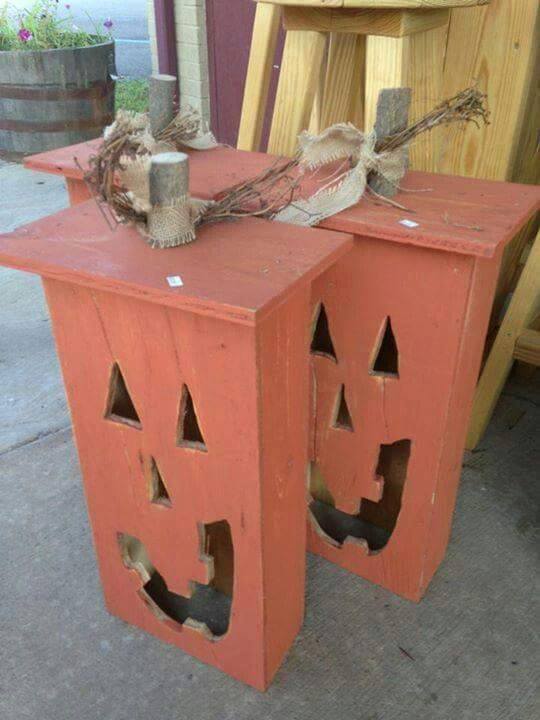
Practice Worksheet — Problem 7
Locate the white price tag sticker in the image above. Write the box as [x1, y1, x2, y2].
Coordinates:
[167, 276, 184, 288]
[399, 219, 419, 229]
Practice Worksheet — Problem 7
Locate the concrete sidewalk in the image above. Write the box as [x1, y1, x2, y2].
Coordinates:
[0, 162, 538, 720]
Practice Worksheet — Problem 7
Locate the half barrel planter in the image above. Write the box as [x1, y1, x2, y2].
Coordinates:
[23, 142, 540, 602]
[0, 202, 351, 689]
[0, 41, 115, 156]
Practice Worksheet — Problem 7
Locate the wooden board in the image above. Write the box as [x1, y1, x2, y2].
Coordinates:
[282, 6, 450, 37]
[42, 274, 312, 690]
[25, 142, 540, 259]
[262, 1, 485, 7]
[0, 205, 351, 326]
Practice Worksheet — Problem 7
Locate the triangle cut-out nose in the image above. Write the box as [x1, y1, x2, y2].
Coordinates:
[333, 384, 354, 432]
[148, 457, 172, 507]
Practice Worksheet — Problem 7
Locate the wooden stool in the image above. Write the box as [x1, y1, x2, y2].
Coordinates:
[237, 0, 487, 163]
[0, 202, 350, 689]
[466, 230, 540, 449]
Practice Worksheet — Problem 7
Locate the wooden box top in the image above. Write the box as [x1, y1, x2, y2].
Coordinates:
[26, 139, 540, 260]
[0, 202, 351, 326]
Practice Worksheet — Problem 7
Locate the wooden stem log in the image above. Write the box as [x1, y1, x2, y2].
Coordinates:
[149, 74, 177, 136]
[148, 152, 193, 248]
[369, 87, 411, 198]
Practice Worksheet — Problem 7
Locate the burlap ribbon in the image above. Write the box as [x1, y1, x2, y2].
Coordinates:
[275, 126, 407, 227]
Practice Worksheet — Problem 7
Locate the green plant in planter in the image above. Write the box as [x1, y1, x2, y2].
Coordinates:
[0, 1, 113, 51]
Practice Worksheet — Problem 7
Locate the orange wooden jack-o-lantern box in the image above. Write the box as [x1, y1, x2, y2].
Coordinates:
[0, 202, 351, 689]
[25, 143, 540, 602]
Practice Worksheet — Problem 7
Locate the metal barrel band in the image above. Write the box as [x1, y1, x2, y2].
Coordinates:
[0, 115, 115, 133]
[0, 79, 114, 102]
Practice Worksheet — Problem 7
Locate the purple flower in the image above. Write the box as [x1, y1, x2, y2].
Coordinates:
[65, 4, 71, 8]
[103, 18, 113, 30]
[18, 28, 33, 43]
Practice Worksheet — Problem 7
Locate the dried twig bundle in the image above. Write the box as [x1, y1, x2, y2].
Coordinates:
[377, 86, 489, 153]
[85, 87, 488, 245]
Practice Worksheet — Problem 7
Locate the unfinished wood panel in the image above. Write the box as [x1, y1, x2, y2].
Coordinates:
[237, 2, 281, 151]
[268, 30, 327, 155]
[439, 0, 539, 182]
[348, 35, 367, 128]
[263, 1, 483, 7]
[320, 33, 359, 128]
[467, 231, 540, 449]
[283, 6, 449, 37]
[365, 21, 449, 171]
[514, 329, 540, 366]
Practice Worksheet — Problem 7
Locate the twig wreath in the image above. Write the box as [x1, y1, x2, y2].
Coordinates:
[85, 87, 488, 248]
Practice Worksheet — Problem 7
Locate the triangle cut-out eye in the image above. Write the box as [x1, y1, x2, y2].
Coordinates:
[148, 457, 172, 508]
[333, 384, 354, 432]
[311, 303, 337, 361]
[371, 317, 399, 377]
[177, 385, 207, 452]
[105, 363, 142, 429]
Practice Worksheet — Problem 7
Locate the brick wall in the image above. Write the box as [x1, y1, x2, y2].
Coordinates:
[147, 0, 211, 123]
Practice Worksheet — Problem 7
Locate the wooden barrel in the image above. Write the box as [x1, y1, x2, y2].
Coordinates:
[0, 40, 115, 156]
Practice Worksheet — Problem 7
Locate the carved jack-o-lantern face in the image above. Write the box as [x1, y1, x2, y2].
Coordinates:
[105, 361, 234, 640]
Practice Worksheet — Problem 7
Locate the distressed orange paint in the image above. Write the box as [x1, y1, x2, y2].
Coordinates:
[0, 206, 351, 689]
[25, 143, 540, 602]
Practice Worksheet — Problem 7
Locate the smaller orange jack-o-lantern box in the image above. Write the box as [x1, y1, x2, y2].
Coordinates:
[307, 172, 540, 602]
[0, 201, 352, 690]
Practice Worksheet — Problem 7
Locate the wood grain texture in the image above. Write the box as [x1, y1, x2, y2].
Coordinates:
[268, 30, 327, 155]
[439, 0, 539, 182]
[41, 274, 313, 689]
[320, 33, 359, 128]
[365, 21, 449, 171]
[237, 2, 281, 151]
[0, 41, 115, 155]
[283, 6, 450, 37]
[11, 144, 540, 602]
[262, 1, 485, 7]
[24, 143, 540, 259]
[514, 329, 540, 366]
[466, 231, 540, 449]
[0, 206, 351, 326]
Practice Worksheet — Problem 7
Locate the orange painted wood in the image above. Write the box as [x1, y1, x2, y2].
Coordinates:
[0, 210, 351, 689]
[25, 140, 273, 205]
[26, 140, 540, 258]
[0, 204, 349, 326]
[23, 143, 540, 601]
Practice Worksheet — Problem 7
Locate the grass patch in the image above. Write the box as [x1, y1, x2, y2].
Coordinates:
[115, 78, 149, 114]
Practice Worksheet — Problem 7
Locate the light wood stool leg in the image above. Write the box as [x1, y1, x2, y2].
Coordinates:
[237, 2, 281, 152]
[364, 23, 449, 171]
[466, 231, 540, 449]
[320, 32, 360, 128]
[268, 30, 327, 156]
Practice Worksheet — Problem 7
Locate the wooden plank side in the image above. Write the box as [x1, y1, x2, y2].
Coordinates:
[466, 231, 540, 448]
[268, 30, 327, 156]
[439, 0, 539, 181]
[0, 206, 351, 325]
[283, 6, 449, 37]
[237, 3, 282, 151]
